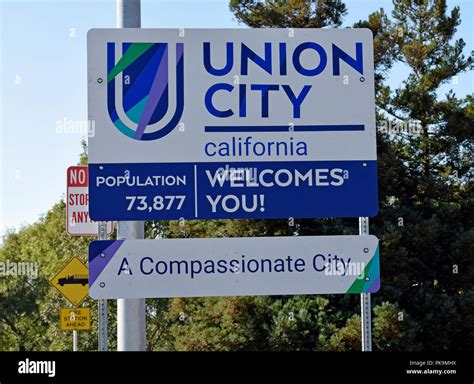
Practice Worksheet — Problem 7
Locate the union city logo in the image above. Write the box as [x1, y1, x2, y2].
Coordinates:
[107, 42, 184, 140]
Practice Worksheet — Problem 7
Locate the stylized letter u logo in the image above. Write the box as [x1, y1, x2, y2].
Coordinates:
[107, 42, 184, 141]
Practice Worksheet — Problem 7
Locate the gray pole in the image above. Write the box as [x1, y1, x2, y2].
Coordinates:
[116, 0, 146, 352]
[98, 222, 108, 351]
[359, 217, 372, 351]
[73, 330, 78, 352]
[116, 0, 141, 28]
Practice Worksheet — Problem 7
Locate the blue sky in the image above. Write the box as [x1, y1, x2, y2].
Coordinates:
[0, 0, 472, 239]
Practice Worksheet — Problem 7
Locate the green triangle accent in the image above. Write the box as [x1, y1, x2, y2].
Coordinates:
[126, 95, 148, 124]
[346, 272, 367, 293]
[107, 43, 154, 83]
[346, 246, 379, 294]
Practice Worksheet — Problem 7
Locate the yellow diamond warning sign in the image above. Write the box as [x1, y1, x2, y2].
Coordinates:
[50, 257, 89, 306]
[60, 308, 91, 331]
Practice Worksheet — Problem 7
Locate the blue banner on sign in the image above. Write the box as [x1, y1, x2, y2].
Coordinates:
[88, 161, 378, 221]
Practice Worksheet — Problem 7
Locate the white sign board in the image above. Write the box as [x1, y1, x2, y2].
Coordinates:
[67, 166, 114, 236]
[87, 28, 378, 221]
[89, 235, 380, 298]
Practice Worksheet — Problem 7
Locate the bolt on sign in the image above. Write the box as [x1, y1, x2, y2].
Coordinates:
[50, 257, 89, 306]
[67, 166, 114, 236]
[87, 28, 378, 222]
[60, 308, 91, 331]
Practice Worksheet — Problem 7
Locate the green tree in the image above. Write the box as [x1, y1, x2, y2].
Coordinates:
[229, 0, 347, 28]
[372, 301, 420, 351]
[370, 0, 474, 350]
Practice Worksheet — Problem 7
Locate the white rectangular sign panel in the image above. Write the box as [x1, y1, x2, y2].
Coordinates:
[87, 28, 378, 221]
[89, 235, 380, 298]
[67, 166, 114, 236]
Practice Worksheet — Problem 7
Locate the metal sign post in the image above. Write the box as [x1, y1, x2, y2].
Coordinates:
[98, 222, 108, 351]
[98, 299, 108, 351]
[73, 330, 78, 352]
[359, 216, 372, 351]
[115, 0, 146, 352]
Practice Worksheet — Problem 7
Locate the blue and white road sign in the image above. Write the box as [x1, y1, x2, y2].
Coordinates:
[87, 29, 378, 220]
[89, 235, 380, 298]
